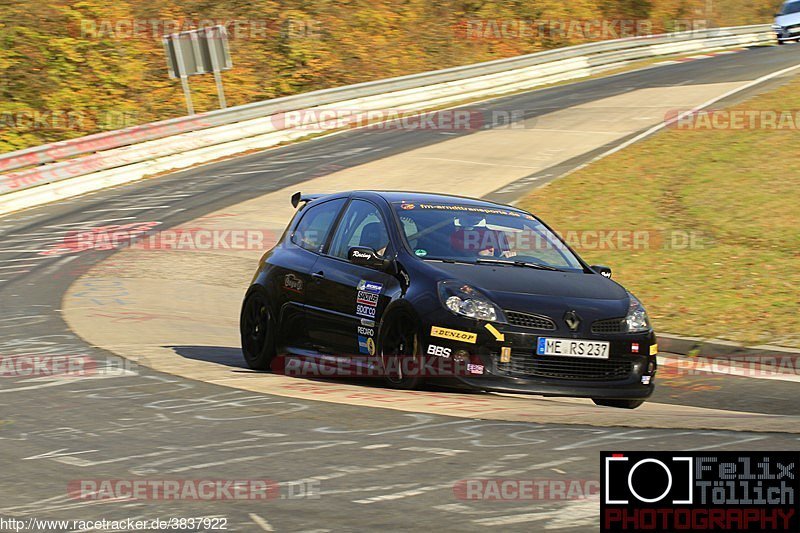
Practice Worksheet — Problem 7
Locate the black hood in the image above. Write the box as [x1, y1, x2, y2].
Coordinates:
[426, 262, 626, 298]
[424, 261, 630, 325]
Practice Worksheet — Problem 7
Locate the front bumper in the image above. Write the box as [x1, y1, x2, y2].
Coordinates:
[421, 310, 657, 400]
[776, 29, 800, 41]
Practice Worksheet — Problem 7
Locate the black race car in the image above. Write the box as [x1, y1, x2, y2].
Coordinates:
[240, 191, 657, 408]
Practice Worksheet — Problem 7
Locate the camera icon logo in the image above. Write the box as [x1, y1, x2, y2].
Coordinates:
[604, 454, 693, 505]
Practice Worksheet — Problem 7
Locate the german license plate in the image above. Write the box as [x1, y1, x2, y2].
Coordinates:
[536, 337, 610, 359]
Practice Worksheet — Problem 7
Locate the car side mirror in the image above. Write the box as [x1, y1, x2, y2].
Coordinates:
[348, 246, 391, 270]
[591, 265, 612, 278]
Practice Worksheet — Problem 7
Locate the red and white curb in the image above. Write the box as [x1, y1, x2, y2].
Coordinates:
[654, 48, 748, 66]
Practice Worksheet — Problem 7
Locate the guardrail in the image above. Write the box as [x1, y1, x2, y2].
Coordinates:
[0, 25, 773, 213]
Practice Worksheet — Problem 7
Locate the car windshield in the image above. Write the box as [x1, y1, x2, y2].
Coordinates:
[392, 201, 584, 270]
[780, 1, 800, 15]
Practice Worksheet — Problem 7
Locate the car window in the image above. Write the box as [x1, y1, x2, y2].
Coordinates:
[329, 199, 390, 259]
[391, 201, 583, 269]
[291, 199, 346, 253]
[781, 1, 800, 15]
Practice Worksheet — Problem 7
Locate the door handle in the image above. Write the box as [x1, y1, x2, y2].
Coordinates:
[311, 271, 325, 281]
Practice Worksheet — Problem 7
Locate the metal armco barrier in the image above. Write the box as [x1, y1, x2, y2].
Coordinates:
[0, 25, 773, 205]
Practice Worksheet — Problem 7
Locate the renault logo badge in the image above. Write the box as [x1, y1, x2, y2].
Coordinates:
[564, 310, 581, 331]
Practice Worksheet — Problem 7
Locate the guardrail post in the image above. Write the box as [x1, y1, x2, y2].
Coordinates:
[213, 71, 227, 109]
[170, 33, 196, 115]
[207, 27, 228, 110]
[179, 76, 195, 115]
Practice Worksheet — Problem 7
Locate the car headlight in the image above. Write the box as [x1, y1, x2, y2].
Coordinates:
[438, 281, 506, 323]
[625, 293, 651, 333]
[773, 24, 784, 31]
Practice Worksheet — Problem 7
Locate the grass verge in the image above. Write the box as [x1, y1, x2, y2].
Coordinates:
[519, 71, 800, 348]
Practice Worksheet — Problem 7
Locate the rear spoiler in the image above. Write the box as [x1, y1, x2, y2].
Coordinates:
[290, 192, 325, 208]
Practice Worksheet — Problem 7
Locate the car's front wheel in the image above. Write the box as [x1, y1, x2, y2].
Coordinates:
[380, 313, 423, 390]
[592, 398, 645, 409]
[240, 287, 276, 370]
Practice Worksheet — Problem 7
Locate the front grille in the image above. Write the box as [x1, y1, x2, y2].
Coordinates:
[494, 351, 632, 381]
[505, 311, 556, 331]
[591, 318, 626, 334]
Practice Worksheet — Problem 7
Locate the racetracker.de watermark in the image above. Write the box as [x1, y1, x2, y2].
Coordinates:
[0, 355, 135, 378]
[454, 18, 712, 41]
[77, 18, 321, 40]
[453, 479, 599, 500]
[268, 108, 525, 132]
[666, 109, 800, 130]
[67, 479, 320, 500]
[276, 355, 488, 378]
[0, 110, 140, 132]
[452, 229, 710, 253]
[660, 355, 800, 378]
[38, 224, 279, 256]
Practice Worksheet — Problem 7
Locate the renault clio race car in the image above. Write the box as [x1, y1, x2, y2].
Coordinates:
[240, 191, 658, 409]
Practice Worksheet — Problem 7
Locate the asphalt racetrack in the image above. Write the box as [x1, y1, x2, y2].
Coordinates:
[1, 44, 800, 532]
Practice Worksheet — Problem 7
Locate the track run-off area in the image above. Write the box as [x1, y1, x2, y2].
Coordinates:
[1, 44, 800, 531]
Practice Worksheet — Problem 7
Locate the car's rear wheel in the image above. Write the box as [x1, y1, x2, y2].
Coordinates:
[240, 288, 276, 370]
[592, 398, 645, 409]
[380, 313, 423, 390]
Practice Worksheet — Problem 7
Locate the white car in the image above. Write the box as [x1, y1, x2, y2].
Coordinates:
[774, 0, 800, 43]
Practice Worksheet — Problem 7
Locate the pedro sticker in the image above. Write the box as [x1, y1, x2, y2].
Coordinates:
[500, 346, 512, 363]
[650, 344, 658, 356]
[430, 326, 477, 344]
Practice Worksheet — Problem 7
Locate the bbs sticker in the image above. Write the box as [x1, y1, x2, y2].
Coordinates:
[426, 345, 451, 357]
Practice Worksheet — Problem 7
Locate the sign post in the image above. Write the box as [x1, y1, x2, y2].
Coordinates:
[163, 25, 233, 115]
[171, 36, 195, 115]
[206, 26, 228, 109]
